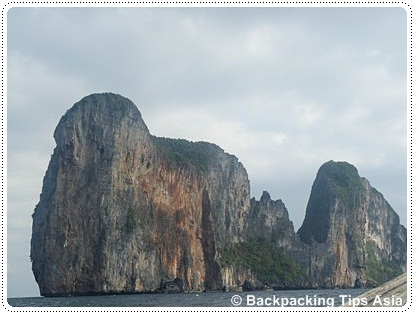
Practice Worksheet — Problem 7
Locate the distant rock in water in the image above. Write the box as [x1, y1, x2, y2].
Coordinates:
[297, 161, 406, 288]
[30, 94, 406, 296]
[31, 93, 250, 296]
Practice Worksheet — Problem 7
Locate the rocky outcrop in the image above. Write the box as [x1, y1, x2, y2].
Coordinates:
[31, 93, 250, 296]
[220, 191, 309, 290]
[247, 191, 296, 246]
[31, 94, 406, 296]
[297, 161, 406, 288]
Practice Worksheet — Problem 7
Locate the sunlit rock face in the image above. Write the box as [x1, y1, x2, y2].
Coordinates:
[298, 161, 406, 288]
[30, 93, 250, 296]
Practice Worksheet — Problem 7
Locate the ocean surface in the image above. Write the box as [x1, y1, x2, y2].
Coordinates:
[8, 288, 369, 307]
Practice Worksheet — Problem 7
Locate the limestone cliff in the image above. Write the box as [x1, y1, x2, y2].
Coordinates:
[31, 94, 406, 295]
[297, 161, 407, 288]
[31, 93, 250, 296]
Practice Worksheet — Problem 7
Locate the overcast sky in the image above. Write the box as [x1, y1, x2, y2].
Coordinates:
[7, 6, 408, 298]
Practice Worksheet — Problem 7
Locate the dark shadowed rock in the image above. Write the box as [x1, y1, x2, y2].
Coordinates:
[297, 161, 406, 288]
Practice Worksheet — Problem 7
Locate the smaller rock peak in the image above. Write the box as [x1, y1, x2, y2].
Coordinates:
[260, 191, 271, 203]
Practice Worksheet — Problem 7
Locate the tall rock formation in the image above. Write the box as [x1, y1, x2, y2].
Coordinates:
[297, 161, 406, 288]
[31, 93, 406, 296]
[31, 93, 250, 296]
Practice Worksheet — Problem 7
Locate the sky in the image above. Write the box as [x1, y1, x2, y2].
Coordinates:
[6, 5, 408, 298]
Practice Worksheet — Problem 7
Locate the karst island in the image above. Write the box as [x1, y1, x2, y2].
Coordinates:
[30, 93, 407, 297]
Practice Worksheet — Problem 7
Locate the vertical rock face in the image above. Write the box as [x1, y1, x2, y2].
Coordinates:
[31, 94, 406, 295]
[297, 161, 406, 288]
[31, 93, 250, 296]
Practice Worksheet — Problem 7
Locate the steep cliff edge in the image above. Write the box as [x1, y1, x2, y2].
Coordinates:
[297, 161, 407, 288]
[31, 94, 406, 296]
[31, 93, 250, 296]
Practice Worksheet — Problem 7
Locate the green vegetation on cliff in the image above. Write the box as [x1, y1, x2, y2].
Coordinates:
[152, 136, 219, 172]
[221, 239, 305, 286]
[365, 240, 403, 286]
[323, 161, 363, 208]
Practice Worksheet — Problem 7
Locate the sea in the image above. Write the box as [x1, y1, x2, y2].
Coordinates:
[8, 288, 369, 307]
